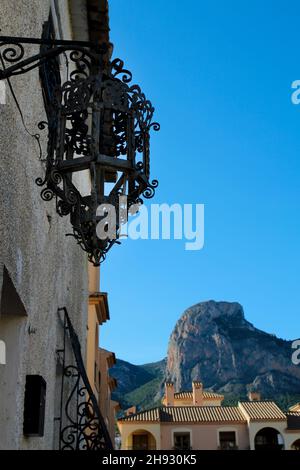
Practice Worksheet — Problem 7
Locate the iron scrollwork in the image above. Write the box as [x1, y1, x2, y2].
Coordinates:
[0, 33, 160, 265]
[57, 307, 113, 450]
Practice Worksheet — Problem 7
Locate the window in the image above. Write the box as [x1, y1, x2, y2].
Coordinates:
[173, 432, 191, 450]
[23, 375, 46, 437]
[219, 431, 237, 450]
[94, 365, 101, 392]
[94, 361, 101, 393]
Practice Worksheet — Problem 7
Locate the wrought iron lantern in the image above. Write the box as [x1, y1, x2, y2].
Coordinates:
[0, 33, 159, 265]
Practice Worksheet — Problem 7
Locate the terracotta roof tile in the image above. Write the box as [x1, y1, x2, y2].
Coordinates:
[119, 406, 246, 424]
[289, 403, 300, 412]
[239, 401, 286, 421]
[119, 407, 160, 423]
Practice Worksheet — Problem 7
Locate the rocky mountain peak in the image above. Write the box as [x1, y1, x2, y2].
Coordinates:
[181, 300, 245, 322]
[166, 300, 299, 395]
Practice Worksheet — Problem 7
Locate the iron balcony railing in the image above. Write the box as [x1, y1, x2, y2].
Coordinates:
[56, 307, 113, 450]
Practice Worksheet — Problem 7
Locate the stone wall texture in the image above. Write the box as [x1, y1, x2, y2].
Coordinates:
[0, 0, 89, 449]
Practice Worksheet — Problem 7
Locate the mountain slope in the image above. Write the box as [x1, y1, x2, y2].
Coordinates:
[111, 358, 165, 409]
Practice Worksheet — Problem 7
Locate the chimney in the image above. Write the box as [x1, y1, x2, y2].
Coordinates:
[165, 382, 174, 406]
[192, 381, 203, 406]
[125, 406, 136, 416]
[248, 391, 261, 402]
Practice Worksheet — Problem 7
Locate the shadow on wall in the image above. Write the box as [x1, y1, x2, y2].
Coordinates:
[0, 265, 27, 450]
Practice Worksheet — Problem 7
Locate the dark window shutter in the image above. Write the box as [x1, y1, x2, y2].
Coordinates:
[23, 375, 46, 437]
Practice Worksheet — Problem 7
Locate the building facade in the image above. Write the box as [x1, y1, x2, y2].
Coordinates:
[0, 0, 115, 450]
[118, 382, 300, 451]
[86, 266, 119, 446]
[97, 348, 120, 443]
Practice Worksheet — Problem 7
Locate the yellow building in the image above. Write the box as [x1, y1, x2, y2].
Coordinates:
[98, 348, 120, 442]
[118, 381, 300, 450]
[86, 265, 119, 447]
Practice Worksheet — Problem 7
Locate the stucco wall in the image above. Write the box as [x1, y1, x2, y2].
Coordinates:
[0, 0, 89, 450]
[87, 304, 99, 396]
[160, 423, 249, 450]
[285, 432, 300, 450]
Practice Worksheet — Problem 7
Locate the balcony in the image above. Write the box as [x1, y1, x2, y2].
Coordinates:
[218, 444, 239, 450]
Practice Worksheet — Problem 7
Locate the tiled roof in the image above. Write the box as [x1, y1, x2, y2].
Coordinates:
[239, 401, 286, 421]
[119, 406, 246, 424]
[286, 412, 300, 430]
[160, 406, 246, 423]
[174, 391, 224, 400]
[289, 403, 300, 412]
[120, 408, 160, 423]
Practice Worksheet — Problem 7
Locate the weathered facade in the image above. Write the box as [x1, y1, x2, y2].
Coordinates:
[0, 0, 112, 450]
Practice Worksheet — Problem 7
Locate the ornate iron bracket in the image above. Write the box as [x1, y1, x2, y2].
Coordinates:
[0, 34, 159, 265]
[0, 36, 104, 80]
[56, 307, 113, 450]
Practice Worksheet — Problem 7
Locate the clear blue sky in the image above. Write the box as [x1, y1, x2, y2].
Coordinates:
[100, 0, 300, 364]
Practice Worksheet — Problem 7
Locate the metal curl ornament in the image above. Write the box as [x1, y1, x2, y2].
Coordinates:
[110, 58, 132, 83]
[41, 187, 54, 201]
[0, 42, 25, 63]
[0, 32, 160, 265]
[143, 180, 159, 199]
